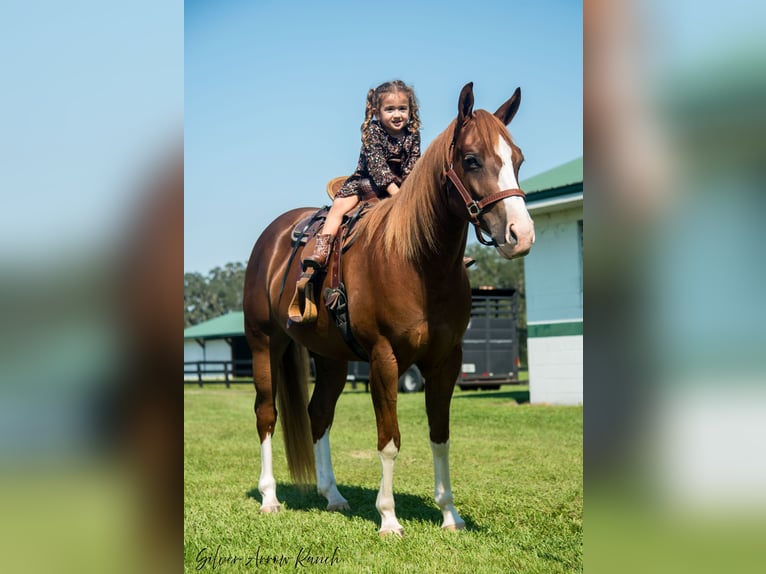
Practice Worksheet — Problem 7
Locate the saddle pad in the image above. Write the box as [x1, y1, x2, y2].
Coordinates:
[290, 208, 328, 245]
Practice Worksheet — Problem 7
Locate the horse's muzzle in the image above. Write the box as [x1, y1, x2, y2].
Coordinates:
[494, 220, 535, 259]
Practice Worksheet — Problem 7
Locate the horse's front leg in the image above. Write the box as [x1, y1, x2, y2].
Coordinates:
[423, 348, 466, 531]
[309, 356, 350, 511]
[369, 344, 404, 536]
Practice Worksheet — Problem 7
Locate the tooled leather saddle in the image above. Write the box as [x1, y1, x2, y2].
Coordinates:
[283, 199, 377, 342]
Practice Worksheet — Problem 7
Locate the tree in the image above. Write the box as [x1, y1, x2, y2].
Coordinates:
[184, 262, 247, 327]
[465, 243, 525, 293]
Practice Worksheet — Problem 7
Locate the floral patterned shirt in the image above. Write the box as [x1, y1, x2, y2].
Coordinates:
[336, 120, 421, 199]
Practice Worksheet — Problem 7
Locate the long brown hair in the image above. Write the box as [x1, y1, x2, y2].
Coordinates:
[360, 80, 421, 146]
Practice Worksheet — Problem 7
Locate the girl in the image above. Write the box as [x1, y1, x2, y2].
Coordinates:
[303, 80, 422, 270]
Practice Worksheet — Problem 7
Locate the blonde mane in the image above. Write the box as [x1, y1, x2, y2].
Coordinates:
[359, 123, 453, 262]
[359, 110, 512, 263]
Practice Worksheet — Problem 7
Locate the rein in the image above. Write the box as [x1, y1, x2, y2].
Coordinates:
[444, 142, 526, 246]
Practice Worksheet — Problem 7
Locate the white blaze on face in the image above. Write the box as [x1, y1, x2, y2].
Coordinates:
[496, 136, 520, 191]
[495, 136, 534, 247]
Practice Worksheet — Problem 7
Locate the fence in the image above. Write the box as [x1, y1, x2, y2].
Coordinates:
[184, 360, 252, 387]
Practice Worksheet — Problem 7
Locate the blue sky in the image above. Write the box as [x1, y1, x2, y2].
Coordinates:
[185, 0, 582, 274]
[1, 1, 183, 266]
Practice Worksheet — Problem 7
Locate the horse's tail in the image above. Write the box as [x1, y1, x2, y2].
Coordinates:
[276, 340, 315, 485]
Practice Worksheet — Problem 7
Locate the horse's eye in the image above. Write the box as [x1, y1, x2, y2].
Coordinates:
[463, 155, 482, 170]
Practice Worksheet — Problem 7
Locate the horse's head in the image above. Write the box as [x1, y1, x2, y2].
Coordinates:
[448, 82, 535, 259]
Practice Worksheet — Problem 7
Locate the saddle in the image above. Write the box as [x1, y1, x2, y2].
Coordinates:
[285, 199, 377, 331]
[288, 199, 375, 248]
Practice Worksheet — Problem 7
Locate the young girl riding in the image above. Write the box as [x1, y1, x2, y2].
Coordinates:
[303, 80, 422, 270]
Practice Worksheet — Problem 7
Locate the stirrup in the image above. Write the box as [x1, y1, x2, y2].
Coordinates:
[302, 257, 326, 271]
[287, 269, 318, 324]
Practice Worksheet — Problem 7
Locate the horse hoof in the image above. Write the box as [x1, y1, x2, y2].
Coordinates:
[260, 504, 281, 514]
[327, 502, 350, 512]
[442, 521, 465, 531]
[378, 527, 404, 538]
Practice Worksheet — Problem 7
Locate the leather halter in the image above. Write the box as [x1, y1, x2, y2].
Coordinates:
[445, 143, 526, 247]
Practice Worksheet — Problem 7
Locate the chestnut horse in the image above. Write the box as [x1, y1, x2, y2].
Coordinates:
[243, 83, 534, 536]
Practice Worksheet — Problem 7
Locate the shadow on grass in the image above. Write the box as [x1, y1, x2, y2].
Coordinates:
[452, 389, 530, 404]
[246, 482, 479, 531]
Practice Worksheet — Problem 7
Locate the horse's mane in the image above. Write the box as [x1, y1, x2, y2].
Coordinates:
[360, 110, 512, 262]
[359, 125, 450, 262]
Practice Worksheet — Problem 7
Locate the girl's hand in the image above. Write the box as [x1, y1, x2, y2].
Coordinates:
[386, 183, 400, 196]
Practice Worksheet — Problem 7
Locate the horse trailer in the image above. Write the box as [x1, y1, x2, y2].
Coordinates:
[457, 287, 520, 390]
[346, 288, 520, 392]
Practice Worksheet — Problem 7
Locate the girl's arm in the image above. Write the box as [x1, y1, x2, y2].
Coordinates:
[401, 131, 421, 177]
[363, 126, 399, 190]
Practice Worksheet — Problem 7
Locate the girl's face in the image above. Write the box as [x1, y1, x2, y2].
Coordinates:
[375, 92, 410, 137]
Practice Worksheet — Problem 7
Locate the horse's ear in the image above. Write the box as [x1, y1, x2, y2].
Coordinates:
[457, 82, 474, 122]
[494, 87, 521, 125]
[452, 82, 474, 145]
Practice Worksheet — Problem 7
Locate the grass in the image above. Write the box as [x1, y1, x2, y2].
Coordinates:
[184, 384, 582, 573]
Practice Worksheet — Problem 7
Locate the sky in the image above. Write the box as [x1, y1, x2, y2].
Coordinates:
[0, 1, 183, 267]
[184, 0, 582, 274]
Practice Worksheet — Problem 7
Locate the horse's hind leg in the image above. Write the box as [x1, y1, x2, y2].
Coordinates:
[308, 356, 350, 511]
[249, 331, 284, 513]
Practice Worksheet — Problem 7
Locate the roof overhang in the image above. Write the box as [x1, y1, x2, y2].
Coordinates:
[526, 190, 582, 215]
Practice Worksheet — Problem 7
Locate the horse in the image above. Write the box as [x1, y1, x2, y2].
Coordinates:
[243, 82, 535, 536]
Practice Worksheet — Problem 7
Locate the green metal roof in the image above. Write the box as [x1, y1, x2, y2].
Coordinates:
[184, 311, 245, 339]
[521, 156, 582, 195]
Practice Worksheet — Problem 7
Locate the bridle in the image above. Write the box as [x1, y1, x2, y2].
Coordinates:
[444, 142, 526, 247]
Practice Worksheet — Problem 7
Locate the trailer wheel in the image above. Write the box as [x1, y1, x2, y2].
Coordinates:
[398, 366, 424, 393]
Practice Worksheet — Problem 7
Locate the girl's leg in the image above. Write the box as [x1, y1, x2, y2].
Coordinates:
[323, 195, 359, 237]
[303, 195, 359, 269]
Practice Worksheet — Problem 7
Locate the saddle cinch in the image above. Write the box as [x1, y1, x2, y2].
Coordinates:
[286, 182, 378, 327]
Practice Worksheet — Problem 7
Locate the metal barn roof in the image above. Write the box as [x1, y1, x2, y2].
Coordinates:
[521, 156, 582, 194]
[184, 312, 245, 339]
[521, 157, 582, 213]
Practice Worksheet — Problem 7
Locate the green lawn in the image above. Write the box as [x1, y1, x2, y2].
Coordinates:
[184, 385, 582, 573]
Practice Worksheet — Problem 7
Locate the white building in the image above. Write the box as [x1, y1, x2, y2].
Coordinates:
[184, 312, 249, 381]
[521, 157, 583, 405]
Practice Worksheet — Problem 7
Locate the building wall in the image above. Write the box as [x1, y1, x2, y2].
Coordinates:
[528, 331, 582, 404]
[184, 339, 232, 380]
[525, 206, 583, 405]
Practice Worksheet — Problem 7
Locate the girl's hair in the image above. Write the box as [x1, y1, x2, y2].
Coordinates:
[360, 80, 421, 146]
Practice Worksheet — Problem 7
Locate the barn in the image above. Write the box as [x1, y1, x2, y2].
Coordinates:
[184, 312, 251, 381]
[520, 157, 583, 405]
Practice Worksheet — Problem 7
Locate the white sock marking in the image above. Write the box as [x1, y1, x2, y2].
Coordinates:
[431, 440, 465, 529]
[258, 433, 280, 510]
[314, 428, 348, 509]
[376, 439, 404, 534]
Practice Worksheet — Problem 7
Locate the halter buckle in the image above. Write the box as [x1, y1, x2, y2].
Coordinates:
[467, 202, 481, 217]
